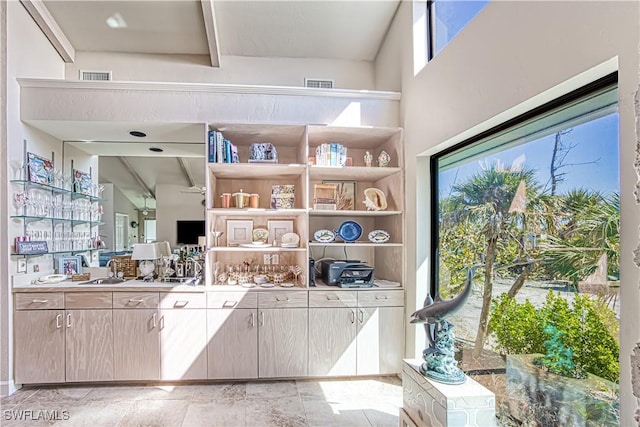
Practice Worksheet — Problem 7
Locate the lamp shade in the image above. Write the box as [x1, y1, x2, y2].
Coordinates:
[131, 243, 159, 260]
[155, 241, 172, 257]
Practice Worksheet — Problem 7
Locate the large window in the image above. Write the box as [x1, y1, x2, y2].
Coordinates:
[430, 74, 620, 425]
[428, 0, 489, 59]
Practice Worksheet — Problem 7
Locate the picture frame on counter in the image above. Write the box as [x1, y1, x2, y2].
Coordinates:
[58, 256, 82, 277]
[27, 152, 53, 186]
[267, 219, 294, 245]
[226, 220, 253, 246]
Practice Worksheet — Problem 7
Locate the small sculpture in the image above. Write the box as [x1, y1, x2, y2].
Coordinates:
[364, 151, 373, 167]
[378, 150, 391, 167]
[411, 265, 481, 384]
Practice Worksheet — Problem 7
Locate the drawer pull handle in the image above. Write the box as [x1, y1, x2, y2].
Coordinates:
[326, 295, 340, 301]
[174, 301, 189, 307]
[350, 310, 355, 324]
[152, 313, 157, 328]
[223, 300, 238, 308]
[358, 309, 364, 323]
[260, 311, 265, 326]
[250, 312, 255, 327]
[276, 296, 290, 302]
[32, 299, 48, 303]
[375, 295, 389, 300]
[55, 313, 62, 329]
[66, 313, 72, 328]
[128, 299, 144, 304]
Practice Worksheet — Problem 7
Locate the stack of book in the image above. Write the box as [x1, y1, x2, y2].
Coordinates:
[315, 142, 347, 166]
[208, 130, 240, 163]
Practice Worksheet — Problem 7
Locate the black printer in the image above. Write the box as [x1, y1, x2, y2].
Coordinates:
[320, 260, 374, 288]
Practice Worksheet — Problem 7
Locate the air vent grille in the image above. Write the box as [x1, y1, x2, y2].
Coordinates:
[304, 78, 334, 89]
[79, 70, 112, 81]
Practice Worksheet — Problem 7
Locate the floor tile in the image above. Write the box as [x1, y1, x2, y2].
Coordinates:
[31, 386, 93, 403]
[119, 399, 189, 427]
[137, 384, 197, 401]
[190, 383, 246, 403]
[181, 401, 246, 427]
[84, 385, 146, 401]
[0, 387, 40, 409]
[246, 381, 299, 399]
[55, 400, 134, 426]
[363, 404, 401, 427]
[246, 396, 307, 427]
[302, 400, 372, 427]
[2, 401, 73, 427]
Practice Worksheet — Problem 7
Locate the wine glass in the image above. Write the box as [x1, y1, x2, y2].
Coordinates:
[12, 192, 27, 215]
[290, 265, 302, 285]
[9, 161, 24, 180]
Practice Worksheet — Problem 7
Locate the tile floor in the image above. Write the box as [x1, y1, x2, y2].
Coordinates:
[0, 376, 402, 427]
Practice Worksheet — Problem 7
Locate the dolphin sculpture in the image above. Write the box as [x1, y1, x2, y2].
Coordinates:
[411, 264, 481, 326]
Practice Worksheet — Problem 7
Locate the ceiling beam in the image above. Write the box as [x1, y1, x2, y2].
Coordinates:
[200, 0, 221, 67]
[20, 0, 75, 63]
[118, 157, 156, 200]
[176, 157, 196, 188]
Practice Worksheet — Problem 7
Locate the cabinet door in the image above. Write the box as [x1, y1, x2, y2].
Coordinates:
[356, 306, 404, 375]
[65, 309, 114, 382]
[308, 308, 357, 376]
[14, 310, 65, 384]
[113, 309, 160, 381]
[258, 308, 308, 378]
[160, 309, 207, 380]
[207, 308, 258, 379]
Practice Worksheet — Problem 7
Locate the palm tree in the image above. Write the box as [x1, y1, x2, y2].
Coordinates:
[448, 163, 537, 357]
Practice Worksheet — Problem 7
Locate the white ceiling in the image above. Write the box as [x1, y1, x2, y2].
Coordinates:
[28, 0, 401, 209]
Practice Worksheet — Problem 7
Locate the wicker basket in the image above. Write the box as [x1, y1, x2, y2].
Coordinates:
[110, 255, 138, 278]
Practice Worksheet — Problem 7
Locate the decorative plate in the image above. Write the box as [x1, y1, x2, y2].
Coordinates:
[368, 229, 390, 243]
[252, 228, 269, 243]
[314, 229, 336, 243]
[260, 283, 275, 288]
[281, 232, 300, 245]
[281, 243, 299, 248]
[280, 282, 295, 288]
[337, 221, 363, 242]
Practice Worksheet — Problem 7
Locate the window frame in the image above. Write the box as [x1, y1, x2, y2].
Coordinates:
[428, 72, 619, 299]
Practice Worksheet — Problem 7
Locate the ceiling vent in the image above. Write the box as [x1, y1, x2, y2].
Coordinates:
[304, 78, 334, 89]
[79, 70, 112, 81]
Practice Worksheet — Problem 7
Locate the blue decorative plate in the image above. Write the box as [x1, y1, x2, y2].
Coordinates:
[337, 221, 363, 242]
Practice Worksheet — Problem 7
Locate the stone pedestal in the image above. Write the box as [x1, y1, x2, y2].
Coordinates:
[401, 359, 496, 427]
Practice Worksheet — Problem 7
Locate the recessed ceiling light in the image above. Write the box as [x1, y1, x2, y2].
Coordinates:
[129, 130, 146, 138]
[106, 12, 127, 29]
[149, 147, 163, 153]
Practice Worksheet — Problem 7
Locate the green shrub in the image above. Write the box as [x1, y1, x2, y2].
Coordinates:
[489, 290, 619, 383]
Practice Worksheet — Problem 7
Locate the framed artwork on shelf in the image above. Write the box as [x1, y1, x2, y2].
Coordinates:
[58, 256, 82, 277]
[322, 180, 356, 210]
[226, 220, 253, 246]
[27, 152, 53, 185]
[270, 184, 295, 209]
[267, 219, 294, 245]
[73, 169, 92, 195]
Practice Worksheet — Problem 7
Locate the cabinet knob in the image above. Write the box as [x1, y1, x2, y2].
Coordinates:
[275, 296, 290, 302]
[250, 312, 255, 327]
[326, 295, 340, 301]
[375, 295, 388, 300]
[259, 311, 265, 326]
[358, 309, 364, 323]
[152, 313, 157, 328]
[55, 313, 62, 329]
[223, 300, 238, 308]
[350, 310, 355, 324]
[66, 313, 72, 328]
[174, 300, 189, 308]
[32, 299, 48, 303]
[128, 299, 144, 304]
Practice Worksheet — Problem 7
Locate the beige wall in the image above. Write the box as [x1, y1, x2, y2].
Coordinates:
[65, 52, 375, 90]
[375, 1, 640, 424]
[156, 184, 205, 248]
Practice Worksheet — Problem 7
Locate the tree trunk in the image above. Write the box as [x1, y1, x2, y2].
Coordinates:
[507, 265, 532, 298]
[473, 237, 497, 358]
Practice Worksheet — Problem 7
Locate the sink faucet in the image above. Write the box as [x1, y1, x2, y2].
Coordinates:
[106, 259, 119, 278]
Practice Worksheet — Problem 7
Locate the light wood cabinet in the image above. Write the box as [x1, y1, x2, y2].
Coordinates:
[65, 309, 114, 382]
[160, 308, 207, 380]
[14, 310, 65, 384]
[356, 305, 404, 375]
[113, 309, 160, 381]
[207, 308, 258, 379]
[258, 308, 308, 378]
[309, 307, 357, 376]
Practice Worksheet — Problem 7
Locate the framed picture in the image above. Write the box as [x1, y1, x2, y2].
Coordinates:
[73, 169, 92, 195]
[226, 220, 253, 246]
[322, 180, 356, 210]
[58, 256, 82, 277]
[27, 152, 53, 185]
[267, 219, 294, 245]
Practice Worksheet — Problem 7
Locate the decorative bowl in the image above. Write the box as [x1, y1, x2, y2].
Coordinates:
[336, 221, 363, 242]
[313, 229, 335, 243]
[368, 229, 390, 243]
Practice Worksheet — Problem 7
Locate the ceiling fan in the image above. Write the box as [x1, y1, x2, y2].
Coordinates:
[181, 185, 206, 195]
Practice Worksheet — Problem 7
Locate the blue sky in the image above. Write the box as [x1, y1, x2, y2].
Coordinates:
[434, 0, 490, 55]
[439, 113, 620, 198]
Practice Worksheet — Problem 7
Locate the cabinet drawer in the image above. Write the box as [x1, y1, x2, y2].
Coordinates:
[357, 290, 403, 307]
[309, 290, 357, 308]
[15, 293, 64, 310]
[258, 291, 308, 308]
[207, 291, 257, 309]
[160, 292, 206, 309]
[113, 292, 159, 309]
[65, 292, 112, 309]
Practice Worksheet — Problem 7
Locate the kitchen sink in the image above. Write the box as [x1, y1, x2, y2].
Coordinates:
[80, 277, 126, 285]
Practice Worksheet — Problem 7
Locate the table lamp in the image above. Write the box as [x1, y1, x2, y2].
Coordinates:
[131, 243, 159, 280]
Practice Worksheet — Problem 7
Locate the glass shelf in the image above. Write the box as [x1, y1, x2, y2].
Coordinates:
[11, 180, 105, 202]
[11, 248, 103, 257]
[10, 215, 104, 226]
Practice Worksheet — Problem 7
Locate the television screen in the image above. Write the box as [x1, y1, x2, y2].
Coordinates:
[176, 220, 205, 245]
